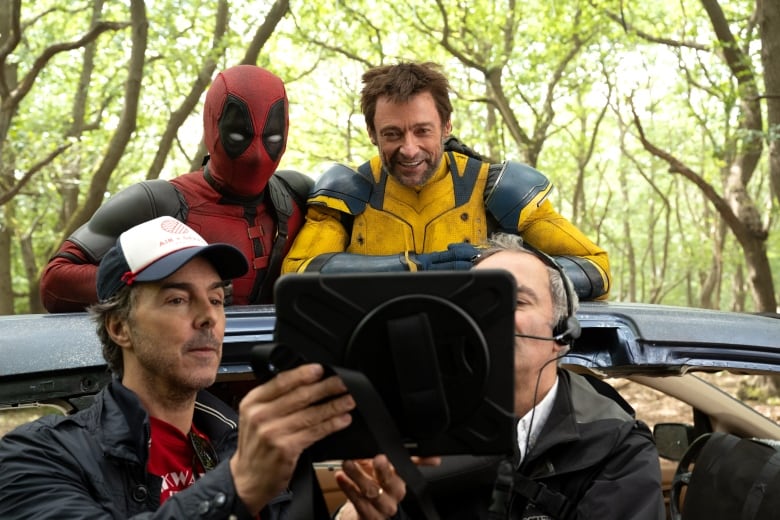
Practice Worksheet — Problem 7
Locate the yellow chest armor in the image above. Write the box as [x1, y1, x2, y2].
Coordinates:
[348, 154, 489, 254]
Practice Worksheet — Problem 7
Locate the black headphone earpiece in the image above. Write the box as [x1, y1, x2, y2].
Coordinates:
[553, 315, 581, 345]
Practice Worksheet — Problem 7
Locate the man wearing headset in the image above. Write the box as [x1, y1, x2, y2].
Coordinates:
[415, 233, 664, 519]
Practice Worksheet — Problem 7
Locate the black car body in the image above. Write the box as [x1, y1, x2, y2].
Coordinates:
[2, 301, 779, 518]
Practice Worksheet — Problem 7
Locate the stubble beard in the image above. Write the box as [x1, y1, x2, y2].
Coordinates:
[383, 149, 443, 188]
[130, 328, 220, 403]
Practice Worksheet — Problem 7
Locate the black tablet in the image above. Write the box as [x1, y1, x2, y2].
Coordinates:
[253, 270, 516, 460]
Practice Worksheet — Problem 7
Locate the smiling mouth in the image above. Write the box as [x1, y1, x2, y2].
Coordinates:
[399, 160, 424, 168]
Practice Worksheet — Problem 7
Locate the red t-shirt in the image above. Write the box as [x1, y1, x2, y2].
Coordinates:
[147, 417, 212, 503]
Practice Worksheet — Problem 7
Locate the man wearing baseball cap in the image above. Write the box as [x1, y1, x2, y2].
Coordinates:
[0, 216, 408, 519]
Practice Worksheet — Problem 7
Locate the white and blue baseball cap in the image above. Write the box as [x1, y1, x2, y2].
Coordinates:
[97, 216, 248, 301]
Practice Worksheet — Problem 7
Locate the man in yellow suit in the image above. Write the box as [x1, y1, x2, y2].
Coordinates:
[283, 62, 610, 300]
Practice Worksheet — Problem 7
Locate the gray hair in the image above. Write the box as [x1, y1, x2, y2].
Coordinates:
[87, 285, 135, 379]
[475, 233, 578, 327]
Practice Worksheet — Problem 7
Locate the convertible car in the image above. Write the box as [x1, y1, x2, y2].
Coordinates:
[1, 299, 779, 519]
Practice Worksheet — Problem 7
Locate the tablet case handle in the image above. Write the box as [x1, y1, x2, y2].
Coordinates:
[332, 365, 441, 519]
[387, 313, 450, 438]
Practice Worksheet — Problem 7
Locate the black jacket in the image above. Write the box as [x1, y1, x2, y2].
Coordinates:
[419, 370, 666, 519]
[0, 381, 291, 519]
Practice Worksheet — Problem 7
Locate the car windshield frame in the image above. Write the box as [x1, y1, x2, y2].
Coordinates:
[1, 302, 778, 408]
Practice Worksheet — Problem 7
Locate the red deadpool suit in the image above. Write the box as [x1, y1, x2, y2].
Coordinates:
[41, 65, 311, 312]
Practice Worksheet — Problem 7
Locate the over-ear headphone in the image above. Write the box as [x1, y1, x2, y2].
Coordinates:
[522, 244, 582, 346]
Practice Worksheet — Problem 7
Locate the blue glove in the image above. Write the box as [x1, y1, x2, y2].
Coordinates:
[408, 243, 481, 271]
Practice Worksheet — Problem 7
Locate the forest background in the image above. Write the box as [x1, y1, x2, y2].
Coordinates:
[1, 0, 779, 316]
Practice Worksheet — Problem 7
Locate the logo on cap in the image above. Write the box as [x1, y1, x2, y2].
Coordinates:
[161, 219, 191, 234]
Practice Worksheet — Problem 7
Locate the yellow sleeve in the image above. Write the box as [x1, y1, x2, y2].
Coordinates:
[518, 199, 612, 299]
[282, 205, 350, 273]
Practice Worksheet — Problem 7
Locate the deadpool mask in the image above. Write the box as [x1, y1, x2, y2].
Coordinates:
[203, 65, 289, 196]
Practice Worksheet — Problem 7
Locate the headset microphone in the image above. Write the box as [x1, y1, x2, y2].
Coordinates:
[514, 314, 581, 345]
[515, 332, 563, 342]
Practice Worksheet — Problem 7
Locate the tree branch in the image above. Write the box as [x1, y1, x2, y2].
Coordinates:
[435, 0, 488, 73]
[629, 99, 750, 238]
[146, 0, 230, 180]
[0, 144, 71, 206]
[701, 0, 762, 186]
[4, 20, 130, 112]
[0, 0, 22, 98]
[601, 7, 709, 51]
[242, 0, 289, 65]
[60, 0, 146, 242]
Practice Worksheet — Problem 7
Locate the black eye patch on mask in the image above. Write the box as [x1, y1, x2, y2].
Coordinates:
[219, 95, 254, 159]
[263, 99, 286, 162]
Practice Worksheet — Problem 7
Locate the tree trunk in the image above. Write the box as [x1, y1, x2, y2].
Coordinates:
[756, 0, 780, 398]
[0, 207, 13, 315]
[699, 218, 725, 309]
[759, 0, 780, 206]
[0, 1, 18, 314]
[59, 0, 148, 244]
[731, 264, 746, 312]
[20, 233, 42, 313]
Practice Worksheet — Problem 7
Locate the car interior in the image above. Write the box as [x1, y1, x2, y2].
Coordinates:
[585, 368, 780, 519]
[2, 363, 780, 519]
[306, 367, 780, 519]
